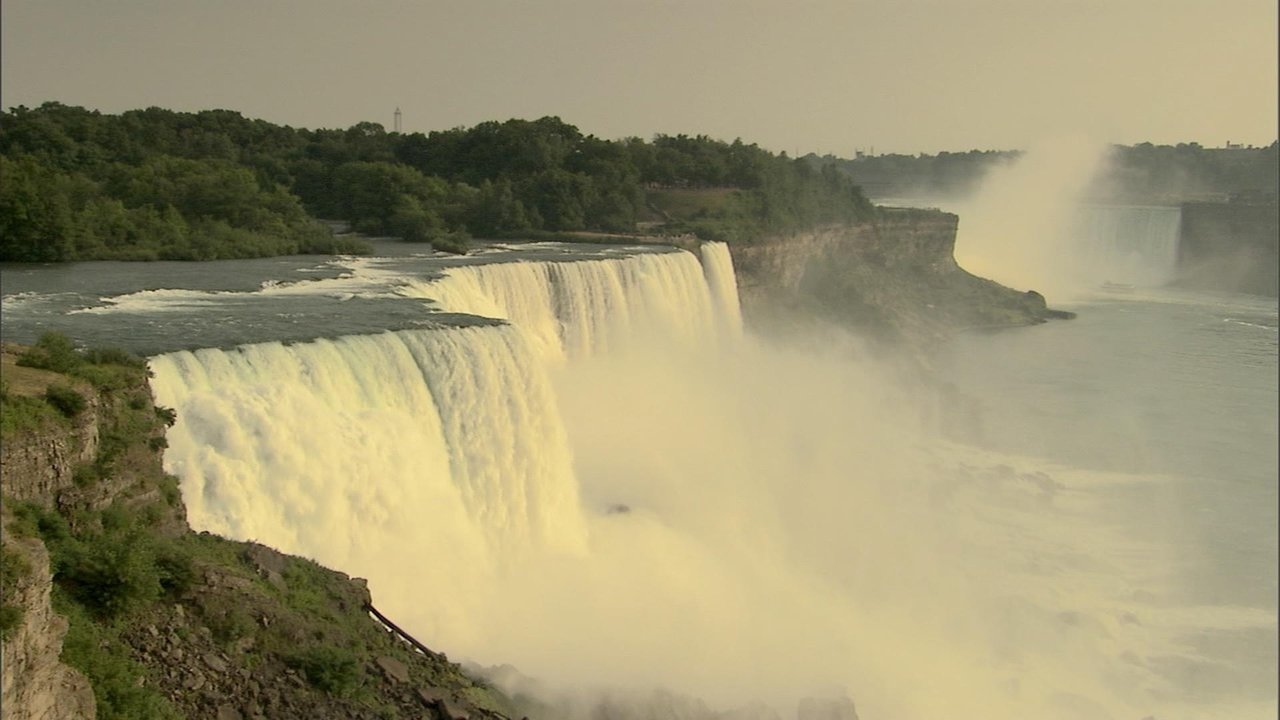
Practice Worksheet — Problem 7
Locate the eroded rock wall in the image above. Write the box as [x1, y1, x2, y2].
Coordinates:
[0, 395, 99, 508]
[0, 517, 96, 720]
[1178, 201, 1279, 297]
[732, 209, 1056, 348]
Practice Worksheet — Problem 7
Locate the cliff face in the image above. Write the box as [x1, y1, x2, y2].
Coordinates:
[1, 354, 102, 720]
[0, 521, 96, 720]
[731, 209, 1064, 348]
[1177, 201, 1279, 297]
[0, 375, 99, 508]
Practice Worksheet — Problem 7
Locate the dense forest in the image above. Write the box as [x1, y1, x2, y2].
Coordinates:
[0, 103, 876, 262]
[814, 142, 1280, 203]
[808, 149, 1022, 199]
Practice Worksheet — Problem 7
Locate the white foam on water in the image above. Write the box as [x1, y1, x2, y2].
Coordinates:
[149, 243, 1269, 719]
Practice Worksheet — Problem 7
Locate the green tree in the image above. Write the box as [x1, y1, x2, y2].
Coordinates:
[0, 155, 76, 261]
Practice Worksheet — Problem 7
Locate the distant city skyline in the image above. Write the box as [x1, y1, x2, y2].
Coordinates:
[2, 0, 1275, 156]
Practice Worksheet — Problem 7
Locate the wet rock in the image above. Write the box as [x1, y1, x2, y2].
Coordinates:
[377, 655, 410, 684]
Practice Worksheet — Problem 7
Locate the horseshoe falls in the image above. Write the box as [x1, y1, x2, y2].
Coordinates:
[950, 139, 1188, 300]
[2, 235, 1259, 719]
[1071, 204, 1182, 288]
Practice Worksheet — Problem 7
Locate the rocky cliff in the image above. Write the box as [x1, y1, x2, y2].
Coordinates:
[731, 208, 1068, 349]
[0, 520, 96, 720]
[0, 343, 523, 720]
[0, 369, 99, 508]
[1177, 201, 1279, 297]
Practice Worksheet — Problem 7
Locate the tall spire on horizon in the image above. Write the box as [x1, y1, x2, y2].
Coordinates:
[394, 107, 402, 134]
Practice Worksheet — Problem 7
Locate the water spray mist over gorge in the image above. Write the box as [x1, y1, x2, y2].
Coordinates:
[1, 134, 1275, 719]
[73, 229, 1258, 719]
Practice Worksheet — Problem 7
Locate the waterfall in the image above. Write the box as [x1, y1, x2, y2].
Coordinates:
[145, 239, 1180, 717]
[404, 244, 738, 364]
[699, 242, 744, 339]
[1072, 205, 1182, 287]
[148, 325, 587, 565]
[149, 241, 741, 588]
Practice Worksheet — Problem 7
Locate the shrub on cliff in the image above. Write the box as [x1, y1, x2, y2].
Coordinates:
[0, 546, 32, 640]
[0, 604, 22, 640]
[57, 529, 164, 619]
[17, 331, 82, 374]
[45, 383, 87, 417]
[285, 645, 365, 697]
[18, 332, 150, 391]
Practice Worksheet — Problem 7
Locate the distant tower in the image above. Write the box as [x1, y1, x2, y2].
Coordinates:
[393, 107, 402, 134]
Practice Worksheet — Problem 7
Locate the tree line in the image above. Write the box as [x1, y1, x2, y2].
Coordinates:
[0, 103, 877, 262]
[812, 141, 1279, 203]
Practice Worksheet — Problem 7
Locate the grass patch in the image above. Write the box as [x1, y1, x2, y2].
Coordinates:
[280, 558, 347, 620]
[0, 545, 33, 640]
[646, 188, 736, 220]
[17, 332, 150, 391]
[0, 604, 23, 639]
[0, 390, 59, 435]
[284, 645, 365, 697]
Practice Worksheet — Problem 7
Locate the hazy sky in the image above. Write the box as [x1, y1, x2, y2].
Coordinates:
[2, 0, 1275, 155]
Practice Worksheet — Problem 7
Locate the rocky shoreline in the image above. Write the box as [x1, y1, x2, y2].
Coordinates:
[730, 208, 1073, 350]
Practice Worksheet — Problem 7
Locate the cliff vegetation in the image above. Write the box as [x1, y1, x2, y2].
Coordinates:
[0, 335, 525, 720]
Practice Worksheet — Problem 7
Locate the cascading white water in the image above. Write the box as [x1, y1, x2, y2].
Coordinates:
[148, 325, 587, 562]
[1071, 204, 1181, 287]
[149, 243, 743, 639]
[699, 242, 744, 339]
[148, 239, 1189, 719]
[953, 140, 1185, 299]
[406, 246, 733, 364]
